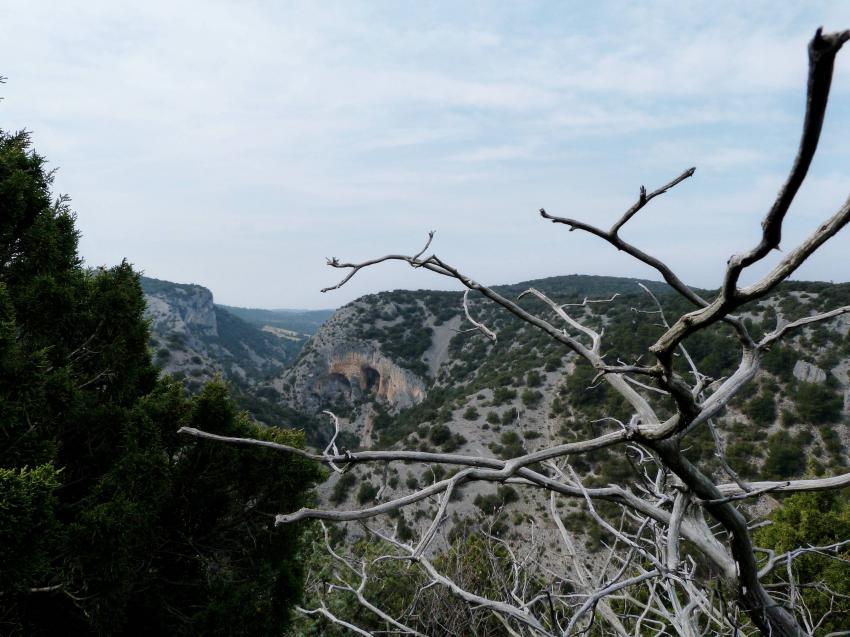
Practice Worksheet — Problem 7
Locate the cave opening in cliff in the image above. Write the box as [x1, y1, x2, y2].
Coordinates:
[361, 366, 380, 392]
[326, 372, 352, 399]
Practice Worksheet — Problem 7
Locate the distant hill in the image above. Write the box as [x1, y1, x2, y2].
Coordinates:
[217, 305, 334, 336]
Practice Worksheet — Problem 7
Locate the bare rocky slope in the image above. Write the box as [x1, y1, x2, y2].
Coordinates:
[277, 274, 850, 552]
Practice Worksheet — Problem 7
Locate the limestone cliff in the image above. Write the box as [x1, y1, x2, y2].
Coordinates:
[140, 276, 303, 393]
[144, 279, 218, 338]
[279, 303, 428, 415]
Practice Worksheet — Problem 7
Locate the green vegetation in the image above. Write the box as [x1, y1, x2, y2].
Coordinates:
[473, 485, 519, 514]
[757, 491, 850, 634]
[762, 430, 808, 479]
[744, 391, 777, 425]
[356, 481, 379, 504]
[352, 293, 433, 375]
[214, 304, 302, 378]
[214, 303, 334, 335]
[330, 472, 356, 504]
[294, 532, 518, 636]
[0, 129, 320, 636]
[794, 381, 843, 424]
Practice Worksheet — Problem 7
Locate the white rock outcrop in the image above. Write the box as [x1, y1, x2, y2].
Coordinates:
[144, 285, 218, 337]
[793, 360, 827, 384]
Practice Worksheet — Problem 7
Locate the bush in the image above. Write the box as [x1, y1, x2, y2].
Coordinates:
[473, 485, 519, 514]
[357, 481, 379, 505]
[763, 431, 806, 479]
[743, 392, 776, 426]
[492, 387, 517, 406]
[429, 424, 452, 446]
[501, 408, 518, 425]
[330, 472, 357, 504]
[795, 382, 843, 424]
[521, 389, 543, 408]
[441, 434, 467, 453]
[498, 431, 526, 459]
[756, 492, 850, 633]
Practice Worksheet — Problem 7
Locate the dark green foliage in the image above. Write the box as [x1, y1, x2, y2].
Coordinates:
[496, 430, 526, 459]
[0, 130, 320, 636]
[743, 391, 777, 426]
[356, 481, 379, 504]
[492, 386, 517, 406]
[405, 473, 419, 490]
[0, 465, 60, 594]
[353, 294, 432, 375]
[429, 423, 452, 446]
[441, 432, 467, 453]
[725, 420, 767, 477]
[526, 370, 542, 387]
[473, 485, 519, 514]
[820, 426, 846, 466]
[214, 305, 301, 377]
[762, 345, 798, 381]
[501, 407, 518, 425]
[756, 492, 850, 634]
[463, 405, 480, 420]
[794, 382, 843, 424]
[330, 472, 357, 504]
[763, 430, 807, 479]
[521, 388, 543, 408]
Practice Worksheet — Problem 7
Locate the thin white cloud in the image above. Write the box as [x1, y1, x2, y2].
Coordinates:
[1, 1, 850, 307]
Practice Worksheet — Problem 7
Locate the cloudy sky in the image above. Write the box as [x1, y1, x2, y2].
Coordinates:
[2, 2, 850, 309]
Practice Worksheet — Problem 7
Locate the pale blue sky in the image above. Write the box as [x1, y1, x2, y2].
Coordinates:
[2, 1, 850, 308]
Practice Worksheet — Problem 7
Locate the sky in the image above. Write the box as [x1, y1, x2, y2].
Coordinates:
[2, 1, 850, 309]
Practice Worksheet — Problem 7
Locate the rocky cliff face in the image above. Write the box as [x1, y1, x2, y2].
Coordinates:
[145, 280, 218, 338]
[140, 276, 303, 393]
[279, 303, 428, 416]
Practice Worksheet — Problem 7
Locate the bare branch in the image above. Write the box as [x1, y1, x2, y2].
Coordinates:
[722, 28, 850, 299]
[296, 604, 374, 636]
[759, 304, 850, 349]
[610, 168, 696, 236]
[461, 289, 497, 342]
[540, 168, 703, 309]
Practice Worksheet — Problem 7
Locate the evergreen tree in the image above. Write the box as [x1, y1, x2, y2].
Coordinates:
[0, 128, 321, 635]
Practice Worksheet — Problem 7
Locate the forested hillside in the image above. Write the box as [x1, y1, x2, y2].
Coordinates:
[217, 304, 333, 336]
[277, 269, 850, 635]
[280, 274, 850, 542]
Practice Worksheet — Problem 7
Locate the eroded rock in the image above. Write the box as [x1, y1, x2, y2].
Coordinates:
[793, 360, 826, 384]
[280, 303, 428, 415]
